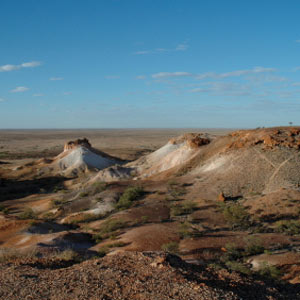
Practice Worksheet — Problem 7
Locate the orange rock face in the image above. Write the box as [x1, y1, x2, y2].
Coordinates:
[169, 133, 210, 148]
[64, 138, 91, 151]
[227, 127, 300, 150]
[218, 192, 226, 202]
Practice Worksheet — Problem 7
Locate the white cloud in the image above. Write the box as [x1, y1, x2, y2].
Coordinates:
[152, 67, 275, 80]
[136, 75, 146, 79]
[152, 72, 193, 79]
[49, 77, 64, 81]
[0, 98, 5, 102]
[219, 66, 276, 78]
[0, 61, 41, 72]
[21, 61, 41, 68]
[33, 93, 44, 97]
[175, 43, 189, 51]
[10, 86, 29, 93]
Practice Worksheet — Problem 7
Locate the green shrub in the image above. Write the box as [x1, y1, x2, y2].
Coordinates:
[168, 186, 186, 199]
[18, 208, 37, 220]
[222, 243, 243, 262]
[161, 241, 179, 254]
[258, 262, 281, 280]
[79, 191, 89, 198]
[274, 220, 300, 235]
[91, 181, 107, 195]
[93, 218, 128, 243]
[178, 222, 194, 238]
[243, 236, 264, 256]
[225, 261, 251, 275]
[107, 241, 127, 248]
[100, 218, 128, 234]
[170, 201, 197, 217]
[97, 246, 109, 257]
[115, 186, 144, 210]
[0, 204, 9, 214]
[222, 203, 251, 229]
[55, 249, 78, 261]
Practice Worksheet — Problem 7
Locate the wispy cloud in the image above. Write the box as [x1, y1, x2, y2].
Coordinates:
[136, 75, 146, 79]
[33, 93, 44, 97]
[295, 39, 300, 43]
[10, 86, 29, 93]
[0, 98, 5, 102]
[134, 42, 189, 55]
[49, 77, 64, 81]
[219, 67, 276, 78]
[152, 66, 275, 80]
[63, 92, 72, 95]
[152, 72, 193, 79]
[0, 61, 41, 72]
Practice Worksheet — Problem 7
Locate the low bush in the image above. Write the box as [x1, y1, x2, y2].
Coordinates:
[79, 191, 89, 198]
[243, 236, 264, 256]
[0, 204, 9, 214]
[225, 261, 252, 275]
[115, 186, 144, 210]
[258, 262, 281, 280]
[91, 181, 107, 195]
[97, 246, 109, 257]
[170, 201, 197, 217]
[55, 249, 78, 261]
[161, 241, 179, 254]
[274, 219, 300, 235]
[93, 218, 128, 243]
[18, 208, 37, 220]
[220, 203, 251, 229]
[178, 222, 194, 238]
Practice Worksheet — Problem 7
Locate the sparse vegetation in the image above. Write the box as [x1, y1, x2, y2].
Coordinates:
[178, 221, 194, 238]
[161, 241, 179, 254]
[97, 246, 109, 257]
[170, 201, 197, 217]
[0, 204, 9, 214]
[243, 236, 265, 256]
[93, 218, 128, 243]
[219, 202, 251, 229]
[18, 208, 38, 220]
[115, 186, 144, 210]
[258, 262, 281, 280]
[0, 248, 38, 263]
[55, 249, 79, 261]
[274, 219, 300, 235]
[225, 261, 252, 275]
[79, 191, 89, 198]
[91, 181, 107, 195]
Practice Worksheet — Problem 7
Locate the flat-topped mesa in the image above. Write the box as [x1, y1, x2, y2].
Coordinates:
[64, 138, 91, 152]
[227, 127, 300, 150]
[169, 133, 210, 149]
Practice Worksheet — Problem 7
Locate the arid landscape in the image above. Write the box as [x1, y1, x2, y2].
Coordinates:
[1, 127, 300, 299]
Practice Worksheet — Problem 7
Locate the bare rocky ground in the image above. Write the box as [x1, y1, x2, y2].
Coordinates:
[1, 128, 300, 299]
[0, 252, 299, 300]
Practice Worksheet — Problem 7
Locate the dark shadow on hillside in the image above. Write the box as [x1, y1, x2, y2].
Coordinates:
[165, 253, 300, 300]
[0, 176, 68, 202]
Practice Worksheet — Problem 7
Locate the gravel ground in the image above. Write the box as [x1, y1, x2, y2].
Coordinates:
[0, 252, 299, 300]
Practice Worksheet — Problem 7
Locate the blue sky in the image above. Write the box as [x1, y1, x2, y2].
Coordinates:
[0, 0, 300, 128]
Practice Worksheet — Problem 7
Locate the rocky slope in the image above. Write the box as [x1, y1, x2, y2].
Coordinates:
[0, 252, 299, 300]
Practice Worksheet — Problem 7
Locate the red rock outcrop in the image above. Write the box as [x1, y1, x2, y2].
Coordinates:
[64, 138, 91, 151]
[169, 133, 210, 148]
[227, 127, 300, 150]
